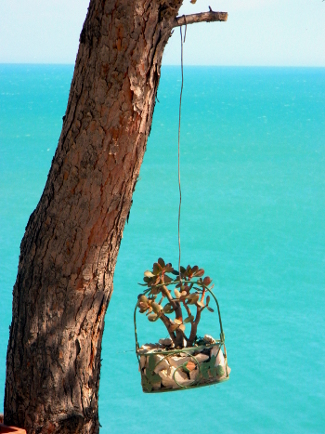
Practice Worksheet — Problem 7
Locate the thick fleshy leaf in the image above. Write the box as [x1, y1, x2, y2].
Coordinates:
[144, 270, 154, 278]
[170, 323, 179, 332]
[158, 257, 165, 268]
[138, 295, 148, 303]
[164, 274, 172, 284]
[148, 314, 158, 322]
[153, 262, 162, 275]
[151, 302, 162, 314]
[163, 303, 174, 314]
[196, 269, 204, 277]
[203, 276, 212, 285]
[207, 306, 215, 313]
[206, 295, 210, 305]
[139, 308, 148, 314]
[187, 294, 199, 305]
[174, 319, 182, 325]
[174, 289, 181, 299]
[197, 301, 205, 308]
[184, 315, 194, 323]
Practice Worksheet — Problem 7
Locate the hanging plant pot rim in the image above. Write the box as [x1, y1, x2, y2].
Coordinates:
[136, 340, 224, 357]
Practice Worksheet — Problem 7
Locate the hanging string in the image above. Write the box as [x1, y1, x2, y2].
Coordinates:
[178, 20, 187, 283]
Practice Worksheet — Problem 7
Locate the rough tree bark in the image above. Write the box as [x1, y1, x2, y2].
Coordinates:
[4, 1, 227, 433]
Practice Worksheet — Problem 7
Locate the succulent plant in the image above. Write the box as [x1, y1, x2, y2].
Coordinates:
[138, 258, 215, 348]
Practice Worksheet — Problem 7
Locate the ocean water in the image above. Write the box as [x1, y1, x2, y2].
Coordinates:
[0, 65, 324, 433]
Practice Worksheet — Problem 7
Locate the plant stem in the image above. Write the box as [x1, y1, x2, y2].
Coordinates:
[187, 305, 206, 347]
[182, 300, 192, 318]
[161, 284, 183, 322]
[159, 313, 177, 344]
[175, 329, 186, 348]
[200, 288, 206, 303]
[160, 282, 186, 346]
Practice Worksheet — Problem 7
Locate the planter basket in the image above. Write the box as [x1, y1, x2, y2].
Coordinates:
[134, 288, 230, 393]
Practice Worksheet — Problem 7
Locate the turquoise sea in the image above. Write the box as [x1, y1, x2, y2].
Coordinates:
[0, 65, 324, 433]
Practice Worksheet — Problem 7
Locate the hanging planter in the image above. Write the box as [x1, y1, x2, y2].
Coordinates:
[134, 258, 230, 393]
[134, 24, 230, 393]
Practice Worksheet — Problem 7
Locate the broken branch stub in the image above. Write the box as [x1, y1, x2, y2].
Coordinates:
[174, 10, 228, 27]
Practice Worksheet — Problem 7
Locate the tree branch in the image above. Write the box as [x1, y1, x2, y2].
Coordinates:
[174, 10, 228, 27]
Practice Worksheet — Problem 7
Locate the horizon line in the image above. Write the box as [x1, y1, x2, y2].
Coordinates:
[1, 63, 325, 68]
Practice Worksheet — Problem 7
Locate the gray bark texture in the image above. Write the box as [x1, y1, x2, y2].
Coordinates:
[4, 1, 183, 432]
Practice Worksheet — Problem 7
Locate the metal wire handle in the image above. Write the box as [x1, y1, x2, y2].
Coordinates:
[177, 23, 186, 279]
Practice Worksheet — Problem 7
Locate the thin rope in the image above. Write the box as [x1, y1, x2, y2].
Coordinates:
[178, 21, 186, 281]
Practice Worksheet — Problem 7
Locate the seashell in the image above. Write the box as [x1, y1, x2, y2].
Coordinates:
[168, 352, 209, 369]
[210, 346, 231, 378]
[139, 355, 146, 370]
[159, 367, 176, 388]
[203, 334, 216, 344]
[159, 338, 173, 347]
[173, 369, 193, 388]
[153, 354, 170, 373]
[193, 353, 209, 363]
[189, 369, 199, 382]
[210, 346, 225, 366]
[138, 343, 160, 354]
[159, 366, 192, 389]
[168, 355, 191, 368]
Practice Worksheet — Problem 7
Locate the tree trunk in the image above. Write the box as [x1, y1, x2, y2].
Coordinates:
[4, 1, 183, 432]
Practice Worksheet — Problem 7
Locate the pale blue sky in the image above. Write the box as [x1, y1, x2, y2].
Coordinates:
[0, 0, 324, 66]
